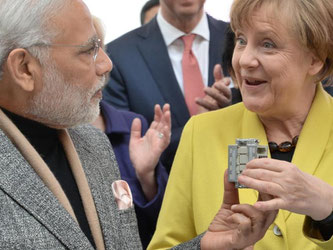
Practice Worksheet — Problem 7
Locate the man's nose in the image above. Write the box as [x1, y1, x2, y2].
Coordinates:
[96, 49, 113, 76]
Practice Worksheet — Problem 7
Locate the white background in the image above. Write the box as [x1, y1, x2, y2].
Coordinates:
[83, 0, 233, 43]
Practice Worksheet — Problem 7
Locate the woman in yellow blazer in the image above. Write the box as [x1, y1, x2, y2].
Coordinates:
[148, 0, 333, 249]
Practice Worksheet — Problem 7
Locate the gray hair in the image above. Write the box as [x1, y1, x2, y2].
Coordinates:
[0, 0, 68, 79]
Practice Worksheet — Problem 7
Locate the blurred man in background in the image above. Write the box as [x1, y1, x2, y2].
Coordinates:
[140, 0, 160, 25]
[103, 0, 230, 172]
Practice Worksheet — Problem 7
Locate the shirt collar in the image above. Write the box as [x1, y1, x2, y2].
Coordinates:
[156, 9, 210, 46]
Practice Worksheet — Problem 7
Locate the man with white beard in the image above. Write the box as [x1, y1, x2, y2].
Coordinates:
[0, 0, 143, 249]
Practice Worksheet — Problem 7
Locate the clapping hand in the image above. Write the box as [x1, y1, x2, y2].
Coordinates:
[196, 64, 232, 113]
[129, 104, 171, 200]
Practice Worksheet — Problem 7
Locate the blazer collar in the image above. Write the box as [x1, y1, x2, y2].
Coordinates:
[207, 15, 227, 85]
[241, 84, 332, 167]
[68, 126, 142, 249]
[241, 84, 333, 222]
[0, 122, 141, 249]
[136, 16, 227, 125]
[292, 84, 332, 174]
[0, 130, 93, 249]
[137, 18, 190, 126]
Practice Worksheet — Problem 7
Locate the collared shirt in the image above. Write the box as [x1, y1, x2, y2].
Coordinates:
[157, 10, 210, 93]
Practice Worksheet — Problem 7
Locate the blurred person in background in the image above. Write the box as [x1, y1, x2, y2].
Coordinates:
[140, 0, 160, 25]
[103, 0, 231, 172]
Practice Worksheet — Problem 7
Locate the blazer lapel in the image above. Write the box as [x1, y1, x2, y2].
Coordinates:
[0, 131, 93, 250]
[286, 84, 333, 220]
[292, 85, 332, 176]
[68, 127, 141, 249]
[70, 138, 118, 249]
[207, 15, 227, 86]
[137, 18, 190, 126]
[241, 85, 333, 223]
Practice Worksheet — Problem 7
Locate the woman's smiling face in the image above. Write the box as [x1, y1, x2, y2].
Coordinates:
[232, 6, 320, 119]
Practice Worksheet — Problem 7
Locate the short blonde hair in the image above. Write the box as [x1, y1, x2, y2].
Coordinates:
[230, 0, 333, 82]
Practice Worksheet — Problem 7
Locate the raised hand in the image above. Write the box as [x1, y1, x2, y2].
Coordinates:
[129, 104, 171, 200]
[196, 64, 232, 113]
[201, 171, 277, 250]
[238, 158, 333, 221]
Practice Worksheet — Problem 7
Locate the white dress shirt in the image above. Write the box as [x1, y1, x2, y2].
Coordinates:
[156, 10, 210, 94]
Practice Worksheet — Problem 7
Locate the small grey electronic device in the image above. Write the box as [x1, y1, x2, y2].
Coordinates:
[228, 139, 268, 188]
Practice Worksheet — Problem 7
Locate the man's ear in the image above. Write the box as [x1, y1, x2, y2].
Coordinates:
[308, 54, 324, 77]
[6, 48, 41, 92]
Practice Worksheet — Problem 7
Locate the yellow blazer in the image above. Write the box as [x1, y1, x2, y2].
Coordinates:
[149, 85, 333, 250]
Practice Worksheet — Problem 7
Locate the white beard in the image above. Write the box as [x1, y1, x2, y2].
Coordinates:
[25, 61, 105, 128]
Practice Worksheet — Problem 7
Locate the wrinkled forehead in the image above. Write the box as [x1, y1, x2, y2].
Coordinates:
[230, 0, 291, 33]
[50, 0, 95, 44]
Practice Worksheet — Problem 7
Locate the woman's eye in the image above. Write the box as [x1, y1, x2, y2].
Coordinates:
[263, 41, 275, 48]
[236, 37, 246, 46]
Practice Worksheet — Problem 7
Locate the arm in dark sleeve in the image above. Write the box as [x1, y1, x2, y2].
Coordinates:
[132, 114, 169, 248]
[303, 213, 333, 247]
[312, 212, 333, 240]
[135, 162, 168, 248]
[133, 113, 168, 209]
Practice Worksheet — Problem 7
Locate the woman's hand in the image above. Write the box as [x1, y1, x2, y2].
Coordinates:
[129, 104, 171, 200]
[238, 158, 333, 220]
[201, 171, 277, 250]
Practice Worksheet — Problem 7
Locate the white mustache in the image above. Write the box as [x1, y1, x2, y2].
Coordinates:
[90, 75, 106, 96]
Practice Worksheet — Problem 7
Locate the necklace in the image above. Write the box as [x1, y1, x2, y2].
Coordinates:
[268, 135, 299, 153]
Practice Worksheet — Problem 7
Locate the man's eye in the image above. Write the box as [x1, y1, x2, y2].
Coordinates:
[85, 46, 95, 54]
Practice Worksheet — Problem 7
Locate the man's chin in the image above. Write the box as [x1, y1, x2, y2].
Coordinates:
[26, 104, 100, 129]
[65, 106, 100, 128]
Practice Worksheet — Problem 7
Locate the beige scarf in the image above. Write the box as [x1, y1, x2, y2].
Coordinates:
[0, 109, 105, 250]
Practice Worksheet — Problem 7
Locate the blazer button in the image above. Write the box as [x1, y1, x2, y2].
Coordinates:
[273, 225, 282, 236]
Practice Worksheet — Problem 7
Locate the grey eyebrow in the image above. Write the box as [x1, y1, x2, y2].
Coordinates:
[84, 35, 99, 45]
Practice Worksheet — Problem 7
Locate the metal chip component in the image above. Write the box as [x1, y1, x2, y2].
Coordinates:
[228, 139, 268, 188]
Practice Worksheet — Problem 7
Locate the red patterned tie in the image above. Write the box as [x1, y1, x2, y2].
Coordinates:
[181, 34, 205, 116]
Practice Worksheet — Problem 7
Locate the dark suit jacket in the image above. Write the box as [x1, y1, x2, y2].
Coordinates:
[100, 101, 168, 248]
[103, 15, 228, 172]
[0, 124, 142, 249]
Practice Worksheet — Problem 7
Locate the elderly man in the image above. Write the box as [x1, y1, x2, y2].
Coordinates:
[0, 0, 142, 249]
